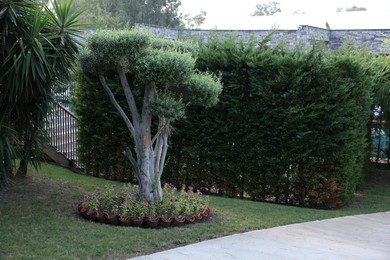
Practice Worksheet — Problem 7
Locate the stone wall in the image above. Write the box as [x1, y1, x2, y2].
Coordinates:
[329, 30, 390, 54]
[136, 24, 390, 54]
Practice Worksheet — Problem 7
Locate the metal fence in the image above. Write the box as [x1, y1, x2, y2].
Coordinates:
[45, 101, 83, 170]
[371, 127, 390, 165]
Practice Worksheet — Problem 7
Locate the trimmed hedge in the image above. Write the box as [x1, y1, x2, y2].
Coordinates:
[72, 71, 135, 181]
[163, 35, 375, 208]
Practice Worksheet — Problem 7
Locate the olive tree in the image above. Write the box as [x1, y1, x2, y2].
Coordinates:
[79, 30, 222, 200]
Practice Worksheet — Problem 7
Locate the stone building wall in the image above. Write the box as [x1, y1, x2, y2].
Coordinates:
[136, 24, 390, 54]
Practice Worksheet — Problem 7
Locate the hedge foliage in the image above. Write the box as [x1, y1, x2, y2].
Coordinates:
[74, 33, 381, 208]
[164, 35, 377, 208]
[72, 71, 135, 181]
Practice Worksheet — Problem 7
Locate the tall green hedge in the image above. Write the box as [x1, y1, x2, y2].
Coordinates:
[163, 35, 375, 208]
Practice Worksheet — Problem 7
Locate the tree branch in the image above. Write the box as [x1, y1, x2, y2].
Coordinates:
[123, 147, 137, 173]
[154, 134, 164, 174]
[151, 124, 165, 145]
[99, 75, 135, 134]
[142, 82, 156, 119]
[158, 127, 169, 178]
[154, 118, 170, 178]
[117, 65, 140, 126]
[151, 117, 169, 145]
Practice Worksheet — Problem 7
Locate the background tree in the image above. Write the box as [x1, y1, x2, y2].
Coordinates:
[73, 0, 183, 29]
[78, 30, 222, 200]
[251, 1, 281, 16]
[337, 6, 367, 12]
[181, 11, 207, 29]
[0, 0, 84, 183]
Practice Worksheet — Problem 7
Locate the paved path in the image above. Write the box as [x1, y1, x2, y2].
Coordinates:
[131, 211, 390, 260]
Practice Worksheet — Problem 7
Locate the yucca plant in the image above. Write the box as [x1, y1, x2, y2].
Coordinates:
[0, 0, 85, 182]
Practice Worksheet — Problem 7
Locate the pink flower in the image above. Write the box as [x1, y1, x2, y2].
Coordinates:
[145, 201, 149, 207]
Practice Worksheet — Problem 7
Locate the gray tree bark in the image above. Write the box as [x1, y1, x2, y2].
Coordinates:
[99, 67, 170, 201]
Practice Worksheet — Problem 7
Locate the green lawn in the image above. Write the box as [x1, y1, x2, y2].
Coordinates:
[0, 163, 389, 259]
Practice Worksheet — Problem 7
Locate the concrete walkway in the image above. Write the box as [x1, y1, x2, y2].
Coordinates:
[131, 211, 390, 260]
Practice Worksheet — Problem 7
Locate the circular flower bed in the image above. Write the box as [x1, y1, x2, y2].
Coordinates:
[78, 183, 211, 228]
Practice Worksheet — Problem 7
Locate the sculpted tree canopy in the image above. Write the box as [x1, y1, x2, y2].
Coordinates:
[79, 30, 222, 200]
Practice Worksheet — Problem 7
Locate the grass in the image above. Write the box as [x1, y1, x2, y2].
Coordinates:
[1, 163, 390, 259]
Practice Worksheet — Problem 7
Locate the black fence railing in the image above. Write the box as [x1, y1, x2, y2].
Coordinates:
[46, 101, 83, 170]
[371, 127, 390, 165]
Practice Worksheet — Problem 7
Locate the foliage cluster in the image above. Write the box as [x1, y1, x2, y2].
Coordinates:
[82, 183, 209, 219]
[164, 35, 378, 208]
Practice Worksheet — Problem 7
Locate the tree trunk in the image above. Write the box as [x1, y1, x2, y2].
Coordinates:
[100, 71, 170, 201]
[131, 117, 170, 201]
[136, 125, 154, 200]
[16, 156, 28, 178]
[16, 136, 31, 178]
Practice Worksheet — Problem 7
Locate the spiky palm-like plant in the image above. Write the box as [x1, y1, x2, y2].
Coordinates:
[0, 0, 84, 183]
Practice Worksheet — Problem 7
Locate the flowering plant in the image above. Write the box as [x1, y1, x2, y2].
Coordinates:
[80, 182, 209, 221]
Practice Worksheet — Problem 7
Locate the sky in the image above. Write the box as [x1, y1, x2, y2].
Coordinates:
[179, 0, 390, 30]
